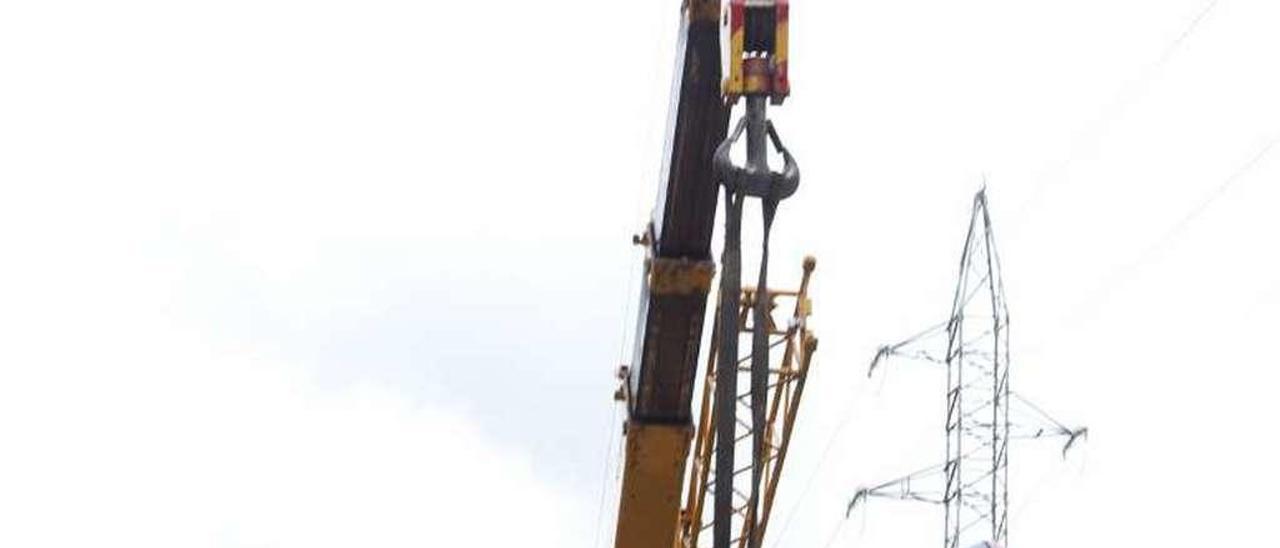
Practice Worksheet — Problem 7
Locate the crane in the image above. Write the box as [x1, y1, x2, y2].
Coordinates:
[612, 1, 810, 547]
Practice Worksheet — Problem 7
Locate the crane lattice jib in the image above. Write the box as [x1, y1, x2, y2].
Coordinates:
[679, 258, 818, 548]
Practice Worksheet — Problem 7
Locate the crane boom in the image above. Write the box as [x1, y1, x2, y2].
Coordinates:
[612, 1, 727, 547]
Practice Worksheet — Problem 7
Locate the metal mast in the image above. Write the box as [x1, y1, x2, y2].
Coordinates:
[942, 190, 1010, 548]
[852, 189, 1087, 548]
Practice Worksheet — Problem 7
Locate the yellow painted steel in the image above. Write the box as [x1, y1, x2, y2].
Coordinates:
[774, 19, 787, 72]
[676, 257, 819, 548]
[613, 423, 694, 548]
[725, 26, 745, 97]
[649, 258, 717, 296]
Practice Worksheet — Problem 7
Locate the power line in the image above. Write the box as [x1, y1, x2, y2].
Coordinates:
[1010, 0, 1226, 232]
[1133, 134, 1279, 265]
[1037, 133, 1279, 346]
[820, 512, 847, 548]
[767, 379, 868, 548]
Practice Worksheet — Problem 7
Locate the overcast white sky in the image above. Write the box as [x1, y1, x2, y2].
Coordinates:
[2, 0, 1278, 547]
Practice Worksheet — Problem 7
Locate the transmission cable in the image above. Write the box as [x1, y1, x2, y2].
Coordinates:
[1009, 0, 1227, 232]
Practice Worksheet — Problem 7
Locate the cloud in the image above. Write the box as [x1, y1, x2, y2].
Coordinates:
[0, 310, 583, 547]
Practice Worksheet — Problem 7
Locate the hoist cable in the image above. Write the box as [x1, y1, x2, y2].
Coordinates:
[713, 188, 745, 548]
[713, 95, 798, 548]
[748, 199, 774, 548]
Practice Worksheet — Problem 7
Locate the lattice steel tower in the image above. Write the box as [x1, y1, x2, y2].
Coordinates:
[851, 189, 1085, 548]
[942, 190, 1010, 548]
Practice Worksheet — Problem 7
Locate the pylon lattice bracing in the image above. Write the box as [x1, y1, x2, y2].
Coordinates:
[851, 190, 1086, 548]
[942, 191, 1010, 548]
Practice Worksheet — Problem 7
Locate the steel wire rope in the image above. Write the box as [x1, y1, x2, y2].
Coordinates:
[1024, 133, 1280, 358]
[1007, 0, 1227, 234]
[820, 512, 848, 548]
[591, 403, 624, 548]
[765, 373, 871, 548]
[592, 181, 649, 547]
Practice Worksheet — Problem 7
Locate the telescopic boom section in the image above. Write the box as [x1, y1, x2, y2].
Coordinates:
[612, 2, 728, 548]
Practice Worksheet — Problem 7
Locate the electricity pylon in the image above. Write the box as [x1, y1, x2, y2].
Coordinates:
[852, 190, 1086, 548]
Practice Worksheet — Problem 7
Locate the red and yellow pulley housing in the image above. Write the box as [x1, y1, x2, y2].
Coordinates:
[723, 0, 789, 104]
